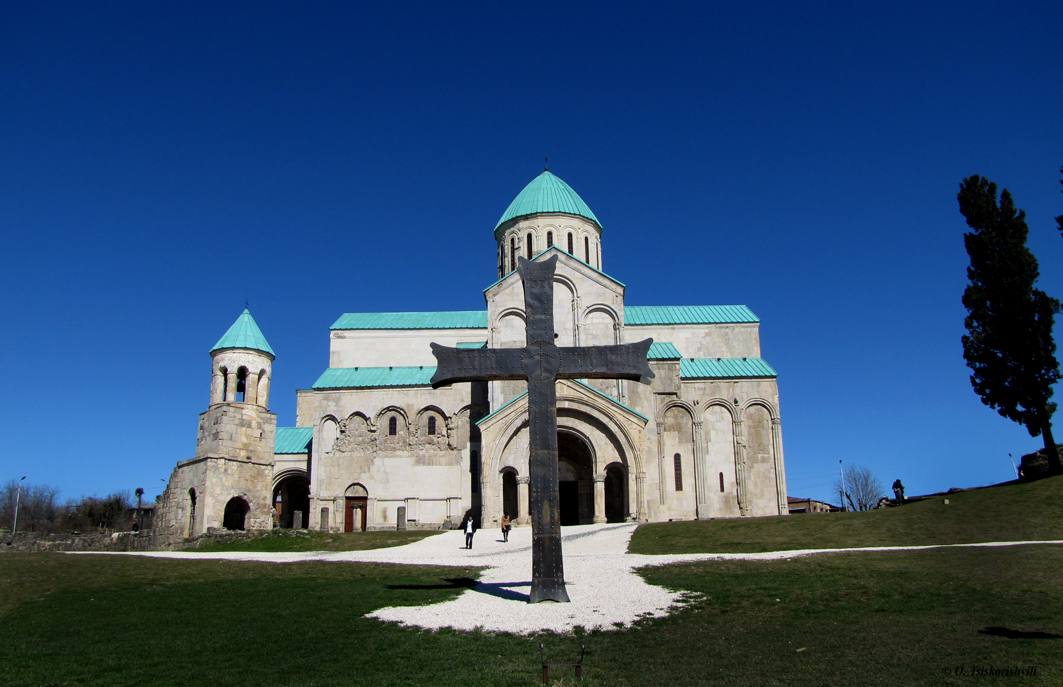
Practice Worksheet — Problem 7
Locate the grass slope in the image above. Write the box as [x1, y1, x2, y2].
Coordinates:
[0, 477, 1060, 685]
[630, 475, 1063, 554]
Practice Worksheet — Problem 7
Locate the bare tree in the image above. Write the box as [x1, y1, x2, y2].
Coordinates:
[833, 465, 885, 511]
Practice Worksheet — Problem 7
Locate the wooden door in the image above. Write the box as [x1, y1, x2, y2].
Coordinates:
[345, 497, 367, 532]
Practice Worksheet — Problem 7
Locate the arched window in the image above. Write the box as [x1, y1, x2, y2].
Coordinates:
[510, 237, 516, 272]
[389, 416, 397, 436]
[498, 245, 503, 278]
[719, 472, 725, 493]
[547, 231, 553, 248]
[584, 236, 590, 263]
[220, 367, 228, 402]
[428, 416, 436, 435]
[526, 233, 533, 259]
[236, 367, 247, 402]
[567, 232, 573, 254]
[674, 453, 683, 491]
[595, 241, 599, 269]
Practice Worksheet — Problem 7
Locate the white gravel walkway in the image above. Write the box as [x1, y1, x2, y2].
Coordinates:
[86, 525, 1063, 635]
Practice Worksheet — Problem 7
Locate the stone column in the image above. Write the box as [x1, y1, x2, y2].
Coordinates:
[655, 421, 667, 507]
[593, 473, 607, 523]
[693, 420, 708, 519]
[772, 417, 788, 516]
[258, 374, 270, 408]
[516, 476, 530, 525]
[225, 369, 238, 402]
[246, 371, 259, 405]
[635, 470, 646, 521]
[210, 372, 223, 405]
[734, 419, 749, 516]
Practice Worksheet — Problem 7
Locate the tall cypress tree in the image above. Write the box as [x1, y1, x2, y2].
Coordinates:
[958, 175, 1062, 475]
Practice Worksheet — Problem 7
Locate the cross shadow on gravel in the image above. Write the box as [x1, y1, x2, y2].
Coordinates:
[469, 580, 531, 602]
[979, 626, 1063, 639]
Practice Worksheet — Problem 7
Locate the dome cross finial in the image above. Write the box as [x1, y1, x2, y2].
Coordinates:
[544, 155, 548, 171]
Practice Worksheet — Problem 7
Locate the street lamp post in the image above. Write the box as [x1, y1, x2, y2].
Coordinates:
[11, 476, 26, 537]
[839, 461, 848, 512]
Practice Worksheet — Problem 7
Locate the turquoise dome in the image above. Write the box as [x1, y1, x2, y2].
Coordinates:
[495, 171, 600, 230]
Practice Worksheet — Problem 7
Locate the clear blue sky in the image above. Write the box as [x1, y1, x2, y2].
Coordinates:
[2, 2, 1061, 506]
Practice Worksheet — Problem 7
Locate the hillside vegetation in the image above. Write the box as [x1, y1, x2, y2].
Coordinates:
[630, 475, 1063, 554]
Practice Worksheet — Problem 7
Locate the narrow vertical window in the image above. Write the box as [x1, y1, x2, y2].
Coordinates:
[428, 416, 436, 435]
[471, 450, 480, 492]
[567, 232, 573, 254]
[498, 245, 503, 278]
[547, 231, 553, 248]
[526, 232, 533, 259]
[595, 241, 599, 269]
[719, 472, 725, 493]
[389, 416, 397, 436]
[510, 237, 516, 272]
[584, 236, 590, 263]
[674, 453, 683, 491]
[220, 368, 228, 402]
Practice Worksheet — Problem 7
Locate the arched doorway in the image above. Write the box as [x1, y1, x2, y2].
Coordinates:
[345, 484, 368, 532]
[222, 497, 248, 531]
[605, 463, 627, 523]
[557, 431, 594, 526]
[273, 474, 310, 529]
[501, 470, 518, 519]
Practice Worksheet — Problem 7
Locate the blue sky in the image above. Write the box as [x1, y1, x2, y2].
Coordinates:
[1, 2, 1061, 505]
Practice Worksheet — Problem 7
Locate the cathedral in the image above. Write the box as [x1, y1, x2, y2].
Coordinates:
[154, 170, 788, 538]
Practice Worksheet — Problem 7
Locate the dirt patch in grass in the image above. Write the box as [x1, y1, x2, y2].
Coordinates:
[190, 529, 439, 553]
[630, 474, 1063, 554]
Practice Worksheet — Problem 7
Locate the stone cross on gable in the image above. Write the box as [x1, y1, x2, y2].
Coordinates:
[431, 255, 654, 603]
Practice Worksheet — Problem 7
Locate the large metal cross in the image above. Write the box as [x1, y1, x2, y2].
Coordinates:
[430, 255, 654, 603]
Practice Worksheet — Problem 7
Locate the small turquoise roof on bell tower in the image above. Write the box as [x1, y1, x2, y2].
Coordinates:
[210, 308, 275, 356]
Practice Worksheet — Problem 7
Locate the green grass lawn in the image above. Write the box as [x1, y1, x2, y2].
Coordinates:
[630, 475, 1063, 554]
[191, 528, 439, 553]
[1, 477, 1060, 686]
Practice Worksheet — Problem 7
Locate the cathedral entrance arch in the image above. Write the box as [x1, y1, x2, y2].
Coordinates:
[501, 469, 518, 520]
[605, 463, 627, 523]
[222, 497, 249, 531]
[558, 431, 594, 525]
[273, 473, 310, 529]
[345, 484, 368, 532]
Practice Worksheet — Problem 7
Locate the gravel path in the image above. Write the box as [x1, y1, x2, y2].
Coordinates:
[85, 525, 1063, 635]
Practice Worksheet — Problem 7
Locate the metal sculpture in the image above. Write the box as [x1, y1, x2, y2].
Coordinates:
[431, 255, 654, 603]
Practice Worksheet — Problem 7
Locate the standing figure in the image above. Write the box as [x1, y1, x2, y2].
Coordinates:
[892, 479, 905, 504]
[501, 513, 511, 543]
[464, 515, 475, 549]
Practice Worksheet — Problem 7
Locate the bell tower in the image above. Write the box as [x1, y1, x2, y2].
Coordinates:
[154, 308, 278, 539]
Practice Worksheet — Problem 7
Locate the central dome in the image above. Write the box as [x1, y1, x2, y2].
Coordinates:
[495, 171, 600, 231]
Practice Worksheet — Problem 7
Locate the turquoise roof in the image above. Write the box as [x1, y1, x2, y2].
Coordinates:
[331, 311, 488, 330]
[647, 342, 682, 360]
[625, 305, 760, 325]
[495, 171, 601, 230]
[680, 358, 777, 379]
[455, 341, 488, 349]
[210, 309, 275, 356]
[313, 366, 436, 389]
[275, 427, 313, 454]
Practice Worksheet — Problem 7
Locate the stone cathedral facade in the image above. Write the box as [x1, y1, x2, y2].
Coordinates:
[154, 171, 788, 537]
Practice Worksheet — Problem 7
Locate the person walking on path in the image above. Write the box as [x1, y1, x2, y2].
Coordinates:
[464, 515, 475, 549]
[501, 514, 511, 542]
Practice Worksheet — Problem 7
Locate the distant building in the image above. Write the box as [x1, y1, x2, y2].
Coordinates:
[787, 496, 835, 514]
[154, 170, 789, 538]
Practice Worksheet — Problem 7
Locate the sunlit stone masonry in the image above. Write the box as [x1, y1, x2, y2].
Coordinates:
[154, 170, 788, 538]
